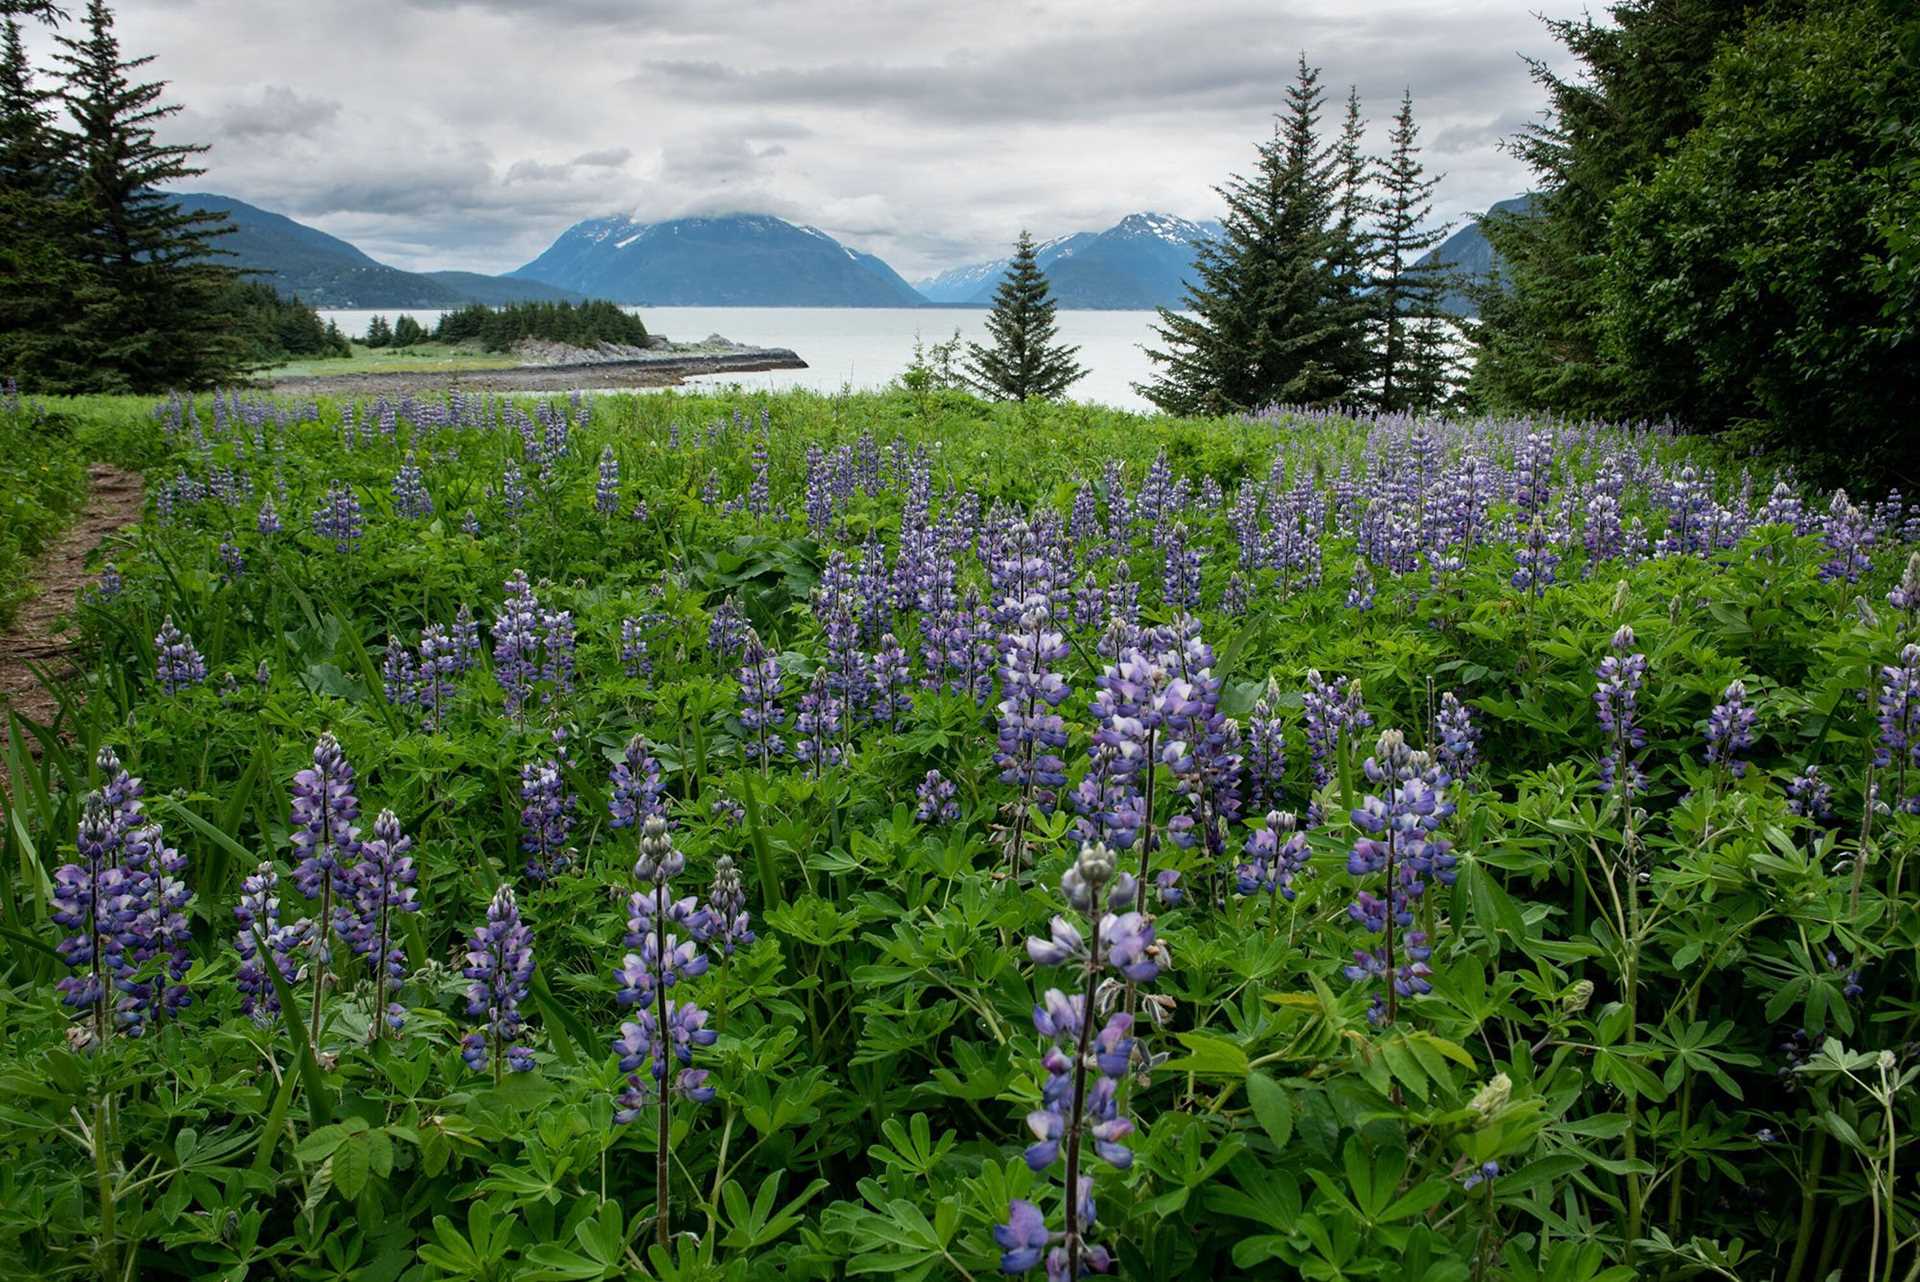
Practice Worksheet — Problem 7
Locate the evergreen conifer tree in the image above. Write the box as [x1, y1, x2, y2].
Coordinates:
[1137, 55, 1351, 414]
[54, 0, 243, 390]
[962, 231, 1084, 401]
[0, 12, 96, 385]
[365, 314, 393, 348]
[1371, 89, 1454, 412]
[1323, 86, 1376, 396]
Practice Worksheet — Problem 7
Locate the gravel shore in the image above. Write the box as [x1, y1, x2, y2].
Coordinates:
[267, 340, 807, 396]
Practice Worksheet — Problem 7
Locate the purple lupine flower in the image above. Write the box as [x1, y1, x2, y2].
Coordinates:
[709, 796, 745, 828]
[500, 461, 527, 518]
[1877, 644, 1920, 812]
[867, 632, 913, 727]
[462, 509, 481, 538]
[1302, 671, 1371, 791]
[612, 1003, 717, 1121]
[620, 616, 652, 678]
[706, 853, 755, 957]
[1433, 692, 1478, 777]
[708, 596, 748, 658]
[53, 795, 133, 1043]
[1594, 626, 1648, 796]
[392, 453, 433, 519]
[1704, 679, 1756, 780]
[794, 668, 845, 775]
[1343, 730, 1453, 1024]
[453, 604, 481, 672]
[1786, 765, 1833, 822]
[1243, 683, 1288, 814]
[1162, 522, 1202, 610]
[381, 634, 417, 706]
[1007, 842, 1151, 1279]
[539, 608, 576, 702]
[256, 496, 282, 536]
[312, 482, 364, 554]
[737, 633, 786, 764]
[462, 886, 536, 1078]
[94, 563, 123, 601]
[1511, 516, 1560, 595]
[612, 817, 718, 1119]
[343, 808, 419, 1033]
[112, 814, 195, 1035]
[153, 616, 207, 694]
[915, 769, 959, 824]
[218, 536, 245, 582]
[256, 658, 271, 688]
[1346, 560, 1374, 611]
[1819, 491, 1873, 584]
[595, 445, 621, 516]
[995, 603, 1071, 808]
[1236, 810, 1310, 902]
[415, 625, 458, 727]
[519, 759, 576, 881]
[1888, 553, 1920, 615]
[290, 733, 361, 1043]
[746, 434, 771, 518]
[609, 735, 666, 830]
[493, 570, 542, 718]
[234, 861, 310, 1023]
[1462, 1161, 1500, 1191]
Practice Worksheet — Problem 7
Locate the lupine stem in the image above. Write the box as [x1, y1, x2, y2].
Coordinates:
[93, 1095, 116, 1281]
[310, 876, 331, 1053]
[656, 874, 670, 1249]
[1062, 910, 1103, 1281]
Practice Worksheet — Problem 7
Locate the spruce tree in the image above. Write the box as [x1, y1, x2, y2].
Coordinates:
[1323, 86, 1375, 397]
[54, 0, 243, 390]
[962, 231, 1084, 401]
[1371, 89, 1454, 413]
[0, 13, 97, 386]
[1138, 55, 1351, 414]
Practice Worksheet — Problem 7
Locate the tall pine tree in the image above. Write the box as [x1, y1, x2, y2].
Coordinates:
[54, 0, 243, 390]
[1, 12, 91, 385]
[1370, 89, 1453, 413]
[962, 231, 1084, 401]
[1323, 86, 1376, 396]
[1138, 55, 1358, 414]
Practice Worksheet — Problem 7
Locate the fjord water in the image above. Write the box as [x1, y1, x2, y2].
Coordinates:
[317, 306, 1175, 412]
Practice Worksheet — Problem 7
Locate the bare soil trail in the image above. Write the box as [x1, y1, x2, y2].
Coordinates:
[0, 463, 145, 758]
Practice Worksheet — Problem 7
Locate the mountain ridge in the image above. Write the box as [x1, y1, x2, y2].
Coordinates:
[175, 192, 582, 309]
[916, 212, 1224, 309]
[510, 213, 928, 307]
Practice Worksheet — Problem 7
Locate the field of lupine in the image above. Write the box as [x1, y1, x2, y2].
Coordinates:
[1, 385, 1917, 1282]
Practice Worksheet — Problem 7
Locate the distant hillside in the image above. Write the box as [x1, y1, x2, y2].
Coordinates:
[175, 192, 580, 309]
[1415, 195, 1537, 317]
[512, 214, 928, 307]
[420, 272, 584, 306]
[916, 213, 1224, 309]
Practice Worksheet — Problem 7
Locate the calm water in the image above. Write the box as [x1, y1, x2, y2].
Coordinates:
[317, 306, 1174, 412]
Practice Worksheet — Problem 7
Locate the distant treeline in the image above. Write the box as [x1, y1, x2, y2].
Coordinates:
[440, 300, 651, 351]
[364, 300, 650, 352]
[229, 282, 350, 363]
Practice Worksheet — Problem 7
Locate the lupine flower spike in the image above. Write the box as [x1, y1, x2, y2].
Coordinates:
[1000, 841, 1162, 1280]
[461, 886, 536, 1083]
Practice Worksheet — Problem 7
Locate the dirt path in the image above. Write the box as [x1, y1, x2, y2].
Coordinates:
[0, 464, 146, 754]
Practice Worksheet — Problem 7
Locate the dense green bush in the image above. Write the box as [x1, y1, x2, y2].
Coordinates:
[0, 388, 88, 627]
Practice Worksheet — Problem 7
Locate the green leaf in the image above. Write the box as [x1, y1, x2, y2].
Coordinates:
[1245, 1071, 1294, 1149]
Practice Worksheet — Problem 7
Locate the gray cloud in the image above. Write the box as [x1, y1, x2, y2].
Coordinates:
[569, 146, 633, 167]
[26, 0, 1574, 277]
[211, 85, 341, 141]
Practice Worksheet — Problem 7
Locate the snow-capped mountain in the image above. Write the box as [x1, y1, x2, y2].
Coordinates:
[511, 213, 926, 307]
[915, 212, 1224, 309]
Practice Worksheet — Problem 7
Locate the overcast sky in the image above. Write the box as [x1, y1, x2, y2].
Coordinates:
[29, 0, 1574, 280]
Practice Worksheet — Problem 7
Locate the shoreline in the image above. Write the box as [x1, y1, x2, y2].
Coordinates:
[266, 346, 807, 396]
